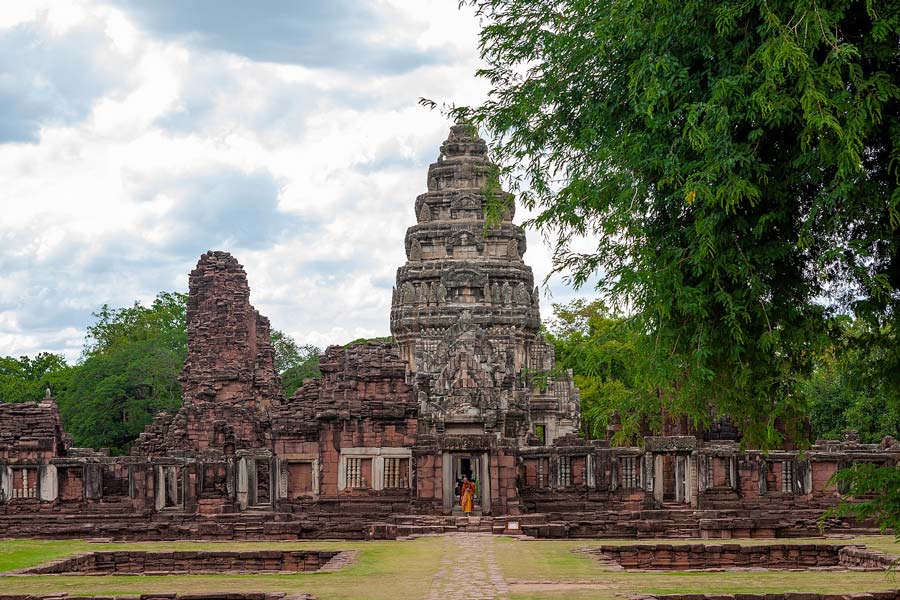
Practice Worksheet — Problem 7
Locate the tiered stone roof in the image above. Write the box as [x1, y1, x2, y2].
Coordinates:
[0, 398, 67, 458]
[276, 342, 416, 438]
[390, 123, 579, 441]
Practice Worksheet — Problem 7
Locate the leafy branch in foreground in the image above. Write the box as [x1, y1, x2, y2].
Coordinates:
[455, 0, 900, 448]
[822, 463, 900, 548]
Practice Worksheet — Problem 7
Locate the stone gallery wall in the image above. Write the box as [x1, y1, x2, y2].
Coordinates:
[631, 593, 900, 600]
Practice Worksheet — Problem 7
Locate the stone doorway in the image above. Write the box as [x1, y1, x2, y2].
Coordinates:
[452, 455, 481, 513]
[442, 451, 491, 514]
[653, 452, 692, 505]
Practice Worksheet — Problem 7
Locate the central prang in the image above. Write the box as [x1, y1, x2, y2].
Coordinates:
[390, 123, 579, 443]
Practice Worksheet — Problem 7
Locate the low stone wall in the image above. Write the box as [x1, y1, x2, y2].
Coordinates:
[838, 545, 897, 570]
[11, 550, 345, 575]
[0, 595, 313, 600]
[631, 593, 900, 600]
[583, 543, 891, 570]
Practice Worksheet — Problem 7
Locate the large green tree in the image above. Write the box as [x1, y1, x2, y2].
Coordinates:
[803, 317, 900, 443]
[272, 330, 321, 397]
[544, 299, 651, 441]
[0, 353, 71, 403]
[456, 0, 900, 447]
[61, 292, 189, 453]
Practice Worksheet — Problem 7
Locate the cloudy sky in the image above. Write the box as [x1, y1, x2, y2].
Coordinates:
[0, 0, 593, 362]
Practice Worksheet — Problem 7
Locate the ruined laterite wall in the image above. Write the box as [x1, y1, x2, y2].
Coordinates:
[632, 593, 900, 600]
[133, 251, 280, 456]
[13, 549, 344, 575]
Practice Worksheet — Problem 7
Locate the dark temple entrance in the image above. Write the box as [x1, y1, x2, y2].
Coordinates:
[452, 455, 481, 513]
[442, 451, 491, 514]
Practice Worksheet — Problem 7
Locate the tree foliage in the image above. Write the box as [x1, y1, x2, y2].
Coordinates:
[62, 292, 189, 453]
[272, 330, 321, 397]
[823, 463, 900, 545]
[456, 0, 900, 448]
[804, 317, 900, 443]
[0, 353, 71, 404]
[544, 299, 652, 442]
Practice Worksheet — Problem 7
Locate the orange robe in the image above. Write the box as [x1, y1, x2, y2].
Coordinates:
[460, 480, 476, 513]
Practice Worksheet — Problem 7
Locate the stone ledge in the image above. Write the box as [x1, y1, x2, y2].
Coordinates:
[578, 543, 895, 571]
[628, 593, 900, 600]
[6, 550, 353, 575]
[0, 595, 313, 600]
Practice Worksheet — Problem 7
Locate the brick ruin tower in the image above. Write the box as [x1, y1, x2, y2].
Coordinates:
[390, 123, 580, 443]
[135, 251, 280, 455]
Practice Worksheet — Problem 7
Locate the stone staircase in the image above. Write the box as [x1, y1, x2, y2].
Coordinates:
[0, 506, 873, 541]
[365, 514, 509, 539]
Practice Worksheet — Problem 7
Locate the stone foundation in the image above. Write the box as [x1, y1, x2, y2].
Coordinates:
[582, 543, 893, 571]
[631, 594, 900, 600]
[9, 550, 349, 575]
[0, 596, 312, 600]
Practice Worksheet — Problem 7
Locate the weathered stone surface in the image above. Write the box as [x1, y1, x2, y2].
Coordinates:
[133, 251, 279, 456]
[581, 542, 884, 571]
[390, 122, 579, 443]
[0, 398, 68, 460]
[11, 549, 347, 575]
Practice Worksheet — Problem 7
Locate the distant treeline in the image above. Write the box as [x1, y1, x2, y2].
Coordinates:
[0, 292, 320, 455]
[543, 300, 900, 447]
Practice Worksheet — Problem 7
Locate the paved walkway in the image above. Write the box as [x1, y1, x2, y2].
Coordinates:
[427, 533, 509, 600]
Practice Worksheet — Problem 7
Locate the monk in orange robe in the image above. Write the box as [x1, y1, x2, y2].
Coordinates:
[460, 475, 476, 514]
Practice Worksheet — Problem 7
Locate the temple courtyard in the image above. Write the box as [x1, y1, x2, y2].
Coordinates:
[0, 533, 897, 600]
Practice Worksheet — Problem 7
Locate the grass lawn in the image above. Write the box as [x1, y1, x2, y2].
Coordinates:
[0, 535, 896, 600]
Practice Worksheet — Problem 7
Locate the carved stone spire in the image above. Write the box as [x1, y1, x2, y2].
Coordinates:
[390, 123, 579, 442]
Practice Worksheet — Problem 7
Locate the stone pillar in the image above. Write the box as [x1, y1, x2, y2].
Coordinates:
[684, 455, 693, 506]
[609, 455, 619, 491]
[372, 456, 385, 491]
[674, 455, 685, 503]
[337, 454, 347, 491]
[39, 464, 58, 502]
[481, 452, 491, 514]
[154, 466, 166, 510]
[653, 454, 664, 504]
[268, 457, 277, 508]
[696, 454, 709, 493]
[236, 458, 249, 510]
[276, 459, 288, 500]
[642, 454, 653, 493]
[314, 459, 322, 496]
[756, 459, 766, 495]
[166, 467, 179, 507]
[441, 452, 453, 512]
[84, 464, 102, 500]
[0, 465, 10, 502]
[246, 459, 258, 506]
[585, 453, 596, 488]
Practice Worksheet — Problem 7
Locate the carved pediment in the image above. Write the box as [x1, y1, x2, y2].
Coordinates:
[441, 266, 488, 289]
[445, 228, 484, 253]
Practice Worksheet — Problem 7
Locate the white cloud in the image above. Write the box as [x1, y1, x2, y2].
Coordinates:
[0, 0, 597, 363]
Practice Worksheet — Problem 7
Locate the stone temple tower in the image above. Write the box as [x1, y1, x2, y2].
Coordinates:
[390, 123, 579, 444]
